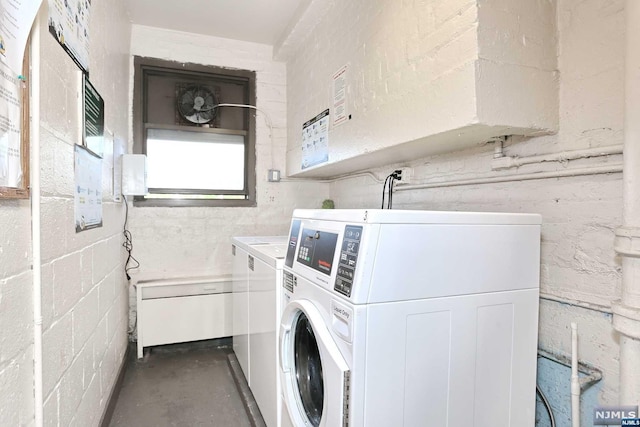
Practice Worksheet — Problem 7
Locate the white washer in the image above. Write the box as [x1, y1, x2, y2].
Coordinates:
[232, 236, 287, 427]
[279, 209, 541, 427]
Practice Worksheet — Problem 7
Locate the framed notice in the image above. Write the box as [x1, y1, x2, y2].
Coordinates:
[0, 0, 42, 75]
[83, 74, 104, 157]
[47, 0, 91, 74]
[0, 37, 29, 199]
[0, 62, 22, 188]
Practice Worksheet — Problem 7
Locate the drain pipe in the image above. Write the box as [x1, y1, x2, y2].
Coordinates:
[30, 15, 44, 427]
[570, 323, 580, 427]
[612, 0, 640, 407]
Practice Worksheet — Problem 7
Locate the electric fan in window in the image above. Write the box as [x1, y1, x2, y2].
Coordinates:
[177, 85, 217, 124]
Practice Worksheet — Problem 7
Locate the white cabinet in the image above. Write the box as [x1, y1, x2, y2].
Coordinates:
[136, 276, 232, 359]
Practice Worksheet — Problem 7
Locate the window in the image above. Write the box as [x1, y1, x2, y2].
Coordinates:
[133, 56, 256, 207]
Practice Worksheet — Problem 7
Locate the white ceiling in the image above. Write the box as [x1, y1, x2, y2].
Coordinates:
[127, 0, 306, 46]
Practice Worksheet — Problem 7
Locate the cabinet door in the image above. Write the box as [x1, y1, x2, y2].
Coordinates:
[232, 246, 250, 382]
[249, 256, 278, 427]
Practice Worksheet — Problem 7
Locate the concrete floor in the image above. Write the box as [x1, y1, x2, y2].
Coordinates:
[108, 339, 257, 427]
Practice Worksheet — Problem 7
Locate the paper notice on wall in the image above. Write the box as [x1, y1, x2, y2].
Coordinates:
[332, 65, 348, 127]
[74, 144, 102, 232]
[47, 0, 90, 73]
[301, 109, 329, 170]
[0, 0, 43, 75]
[0, 61, 21, 187]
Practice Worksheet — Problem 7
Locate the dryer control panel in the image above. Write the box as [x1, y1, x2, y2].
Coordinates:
[334, 225, 363, 297]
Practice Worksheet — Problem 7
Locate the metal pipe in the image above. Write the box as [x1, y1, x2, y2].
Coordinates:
[613, 0, 640, 407]
[394, 164, 622, 192]
[281, 170, 385, 184]
[571, 323, 580, 427]
[492, 145, 622, 170]
[538, 348, 603, 391]
[30, 15, 44, 427]
[539, 293, 613, 315]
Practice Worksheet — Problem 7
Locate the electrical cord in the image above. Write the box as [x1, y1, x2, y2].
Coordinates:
[387, 174, 396, 209]
[212, 103, 276, 172]
[381, 174, 391, 208]
[122, 195, 140, 280]
[536, 385, 556, 427]
[381, 170, 402, 209]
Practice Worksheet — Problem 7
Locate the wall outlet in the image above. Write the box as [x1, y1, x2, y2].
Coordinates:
[398, 167, 413, 184]
[268, 169, 281, 182]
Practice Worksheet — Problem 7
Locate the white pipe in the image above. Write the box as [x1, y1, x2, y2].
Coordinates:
[623, 0, 640, 228]
[614, 0, 640, 406]
[281, 170, 385, 184]
[570, 322, 580, 427]
[394, 164, 622, 192]
[492, 145, 623, 170]
[30, 15, 43, 427]
[538, 348, 602, 386]
[539, 293, 613, 315]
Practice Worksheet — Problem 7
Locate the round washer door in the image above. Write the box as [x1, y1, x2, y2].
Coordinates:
[280, 299, 350, 427]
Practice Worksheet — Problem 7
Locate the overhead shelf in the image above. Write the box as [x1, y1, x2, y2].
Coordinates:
[284, 0, 558, 179]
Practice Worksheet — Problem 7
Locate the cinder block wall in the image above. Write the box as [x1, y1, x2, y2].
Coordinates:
[126, 25, 329, 334]
[0, 204, 34, 425]
[36, 0, 132, 425]
[286, 0, 624, 425]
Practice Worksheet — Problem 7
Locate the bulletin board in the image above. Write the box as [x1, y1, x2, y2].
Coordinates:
[0, 41, 30, 199]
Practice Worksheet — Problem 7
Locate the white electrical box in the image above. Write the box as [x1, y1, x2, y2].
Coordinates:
[121, 154, 147, 196]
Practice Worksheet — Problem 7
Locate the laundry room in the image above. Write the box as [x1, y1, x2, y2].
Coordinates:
[0, 0, 637, 426]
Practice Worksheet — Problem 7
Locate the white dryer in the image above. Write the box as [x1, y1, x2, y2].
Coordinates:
[279, 209, 541, 427]
[232, 236, 287, 427]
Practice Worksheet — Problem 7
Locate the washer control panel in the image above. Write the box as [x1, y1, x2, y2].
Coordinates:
[334, 225, 363, 297]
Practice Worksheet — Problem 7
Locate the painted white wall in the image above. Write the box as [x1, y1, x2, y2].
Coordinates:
[127, 25, 329, 331]
[285, 0, 625, 418]
[283, 0, 558, 178]
[0, 201, 34, 425]
[36, 0, 131, 425]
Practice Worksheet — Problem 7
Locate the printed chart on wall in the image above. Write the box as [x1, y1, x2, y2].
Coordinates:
[332, 65, 348, 127]
[48, 0, 90, 73]
[0, 61, 22, 187]
[301, 109, 329, 170]
[74, 144, 102, 232]
[0, 0, 43, 75]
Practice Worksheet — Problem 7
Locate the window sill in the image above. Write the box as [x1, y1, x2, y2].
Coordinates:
[133, 197, 257, 208]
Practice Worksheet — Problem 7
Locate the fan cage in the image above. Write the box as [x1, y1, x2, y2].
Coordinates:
[175, 83, 221, 127]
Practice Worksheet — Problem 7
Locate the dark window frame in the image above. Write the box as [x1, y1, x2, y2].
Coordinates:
[132, 56, 256, 207]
